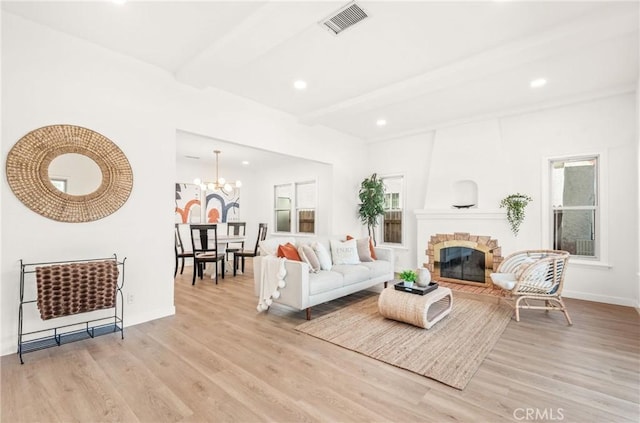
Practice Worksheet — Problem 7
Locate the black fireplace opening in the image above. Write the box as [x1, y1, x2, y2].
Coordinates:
[439, 247, 486, 283]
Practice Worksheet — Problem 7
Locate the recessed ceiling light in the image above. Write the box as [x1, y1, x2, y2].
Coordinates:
[293, 80, 307, 90]
[530, 78, 547, 88]
[376, 119, 387, 127]
[242, 160, 250, 165]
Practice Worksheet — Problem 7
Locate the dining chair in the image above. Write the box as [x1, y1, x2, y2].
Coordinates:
[190, 224, 225, 285]
[174, 223, 193, 277]
[233, 223, 268, 276]
[226, 222, 246, 261]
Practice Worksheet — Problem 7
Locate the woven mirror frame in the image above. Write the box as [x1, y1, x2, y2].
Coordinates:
[5, 125, 133, 223]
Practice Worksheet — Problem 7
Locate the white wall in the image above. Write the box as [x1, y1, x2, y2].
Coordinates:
[1, 13, 368, 356]
[366, 133, 434, 272]
[1, 13, 177, 355]
[171, 84, 367, 238]
[637, 73, 640, 311]
[499, 94, 637, 306]
[372, 93, 638, 307]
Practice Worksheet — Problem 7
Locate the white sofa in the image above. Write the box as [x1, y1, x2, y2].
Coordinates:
[253, 236, 395, 319]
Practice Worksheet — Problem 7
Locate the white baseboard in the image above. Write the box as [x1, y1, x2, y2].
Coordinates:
[124, 306, 176, 328]
[563, 290, 636, 307]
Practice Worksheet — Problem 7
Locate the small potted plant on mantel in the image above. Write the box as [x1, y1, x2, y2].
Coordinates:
[399, 269, 418, 288]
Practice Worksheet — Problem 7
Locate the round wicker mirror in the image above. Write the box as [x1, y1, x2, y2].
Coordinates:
[5, 124, 133, 223]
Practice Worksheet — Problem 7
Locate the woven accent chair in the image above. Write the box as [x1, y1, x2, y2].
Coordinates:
[233, 223, 268, 276]
[491, 249, 572, 325]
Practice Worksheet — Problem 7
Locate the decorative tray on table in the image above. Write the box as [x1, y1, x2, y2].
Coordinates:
[394, 281, 438, 295]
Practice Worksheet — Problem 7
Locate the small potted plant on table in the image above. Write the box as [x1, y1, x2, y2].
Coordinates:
[399, 269, 417, 288]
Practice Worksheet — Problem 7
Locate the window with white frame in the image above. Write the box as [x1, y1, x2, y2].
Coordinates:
[550, 156, 598, 258]
[296, 181, 316, 234]
[274, 181, 316, 234]
[381, 175, 403, 245]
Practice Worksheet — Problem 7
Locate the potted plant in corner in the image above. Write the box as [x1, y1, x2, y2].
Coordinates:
[399, 269, 417, 288]
[358, 173, 386, 245]
[499, 193, 533, 236]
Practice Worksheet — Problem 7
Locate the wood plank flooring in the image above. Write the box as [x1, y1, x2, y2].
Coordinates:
[2, 261, 639, 422]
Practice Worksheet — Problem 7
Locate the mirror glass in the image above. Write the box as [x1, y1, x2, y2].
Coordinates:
[48, 153, 102, 195]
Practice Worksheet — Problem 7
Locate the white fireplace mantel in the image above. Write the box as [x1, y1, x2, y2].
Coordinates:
[414, 209, 505, 220]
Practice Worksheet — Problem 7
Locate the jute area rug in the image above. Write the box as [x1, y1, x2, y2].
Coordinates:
[295, 294, 512, 390]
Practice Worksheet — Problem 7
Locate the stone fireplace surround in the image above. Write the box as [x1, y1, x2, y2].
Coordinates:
[415, 208, 514, 289]
[425, 232, 503, 287]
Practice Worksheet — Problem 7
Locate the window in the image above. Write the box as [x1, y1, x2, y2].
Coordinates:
[274, 184, 292, 232]
[296, 181, 316, 233]
[550, 156, 598, 258]
[381, 175, 403, 244]
[274, 180, 316, 234]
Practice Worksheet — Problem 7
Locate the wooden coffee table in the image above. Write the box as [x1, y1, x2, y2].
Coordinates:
[378, 285, 453, 329]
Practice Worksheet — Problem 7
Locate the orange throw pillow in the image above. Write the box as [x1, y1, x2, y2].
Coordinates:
[346, 235, 377, 260]
[277, 242, 302, 261]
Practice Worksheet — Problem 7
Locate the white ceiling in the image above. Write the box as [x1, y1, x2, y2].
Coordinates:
[3, 0, 638, 150]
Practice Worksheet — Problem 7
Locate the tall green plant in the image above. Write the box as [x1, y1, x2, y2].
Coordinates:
[358, 173, 386, 245]
[499, 193, 533, 236]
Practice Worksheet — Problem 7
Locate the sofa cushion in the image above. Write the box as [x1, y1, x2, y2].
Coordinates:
[346, 235, 376, 261]
[331, 264, 371, 286]
[515, 257, 536, 279]
[490, 272, 517, 290]
[259, 237, 296, 256]
[277, 243, 302, 261]
[298, 245, 321, 272]
[330, 239, 360, 265]
[309, 271, 344, 295]
[312, 241, 332, 271]
[358, 260, 392, 279]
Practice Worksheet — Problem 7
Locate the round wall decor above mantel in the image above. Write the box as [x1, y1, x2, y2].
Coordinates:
[5, 124, 133, 223]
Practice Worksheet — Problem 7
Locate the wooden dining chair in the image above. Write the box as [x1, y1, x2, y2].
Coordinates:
[226, 222, 246, 261]
[174, 223, 193, 277]
[233, 223, 268, 276]
[190, 224, 225, 285]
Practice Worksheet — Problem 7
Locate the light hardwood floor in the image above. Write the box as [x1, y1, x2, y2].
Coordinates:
[2, 261, 639, 423]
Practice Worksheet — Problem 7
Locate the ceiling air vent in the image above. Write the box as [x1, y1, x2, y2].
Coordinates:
[320, 1, 369, 36]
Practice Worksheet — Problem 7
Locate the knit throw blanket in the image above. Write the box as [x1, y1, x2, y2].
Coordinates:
[35, 260, 119, 320]
[257, 256, 286, 312]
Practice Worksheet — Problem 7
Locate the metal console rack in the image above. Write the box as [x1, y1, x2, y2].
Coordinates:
[18, 254, 126, 364]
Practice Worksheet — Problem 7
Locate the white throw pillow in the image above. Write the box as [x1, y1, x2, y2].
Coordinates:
[515, 257, 536, 279]
[312, 241, 332, 270]
[330, 239, 360, 265]
[298, 245, 321, 273]
[259, 237, 295, 256]
[355, 237, 374, 262]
